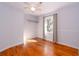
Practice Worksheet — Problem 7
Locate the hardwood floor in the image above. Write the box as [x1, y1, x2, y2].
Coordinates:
[0, 38, 78, 56]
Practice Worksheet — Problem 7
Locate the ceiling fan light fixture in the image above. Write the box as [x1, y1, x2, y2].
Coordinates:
[30, 7, 36, 11]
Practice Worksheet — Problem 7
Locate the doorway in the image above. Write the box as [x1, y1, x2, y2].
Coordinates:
[43, 14, 57, 43]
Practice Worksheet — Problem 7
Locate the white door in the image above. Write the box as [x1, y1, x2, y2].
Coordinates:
[44, 16, 53, 41]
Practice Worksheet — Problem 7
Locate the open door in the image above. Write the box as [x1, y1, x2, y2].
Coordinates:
[43, 14, 57, 42]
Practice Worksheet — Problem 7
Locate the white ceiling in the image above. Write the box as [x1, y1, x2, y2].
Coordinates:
[6, 2, 74, 16]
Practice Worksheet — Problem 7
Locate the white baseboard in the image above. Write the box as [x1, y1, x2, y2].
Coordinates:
[0, 42, 23, 52]
[57, 42, 78, 49]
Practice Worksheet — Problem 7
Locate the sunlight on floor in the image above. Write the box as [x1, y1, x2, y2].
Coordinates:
[23, 32, 37, 46]
[23, 37, 37, 47]
[26, 39, 37, 42]
[44, 45, 54, 56]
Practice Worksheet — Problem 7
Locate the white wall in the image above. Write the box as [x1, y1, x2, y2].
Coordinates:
[57, 3, 79, 49]
[24, 14, 38, 42]
[37, 16, 44, 38]
[0, 3, 24, 52]
[38, 3, 79, 49]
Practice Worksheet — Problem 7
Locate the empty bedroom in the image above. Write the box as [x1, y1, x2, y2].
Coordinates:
[0, 2, 78, 56]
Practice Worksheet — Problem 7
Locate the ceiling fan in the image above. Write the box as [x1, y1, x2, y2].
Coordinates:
[24, 2, 42, 12]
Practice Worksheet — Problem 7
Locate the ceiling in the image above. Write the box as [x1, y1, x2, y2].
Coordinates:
[6, 2, 74, 16]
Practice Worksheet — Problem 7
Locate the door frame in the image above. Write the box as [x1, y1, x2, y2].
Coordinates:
[43, 14, 58, 43]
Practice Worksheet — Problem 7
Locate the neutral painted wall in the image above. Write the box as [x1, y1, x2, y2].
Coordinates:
[38, 3, 79, 49]
[24, 14, 38, 42]
[57, 3, 79, 49]
[37, 16, 44, 38]
[0, 3, 24, 52]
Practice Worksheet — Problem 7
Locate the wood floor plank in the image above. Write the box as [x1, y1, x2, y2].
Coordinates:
[0, 38, 78, 56]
